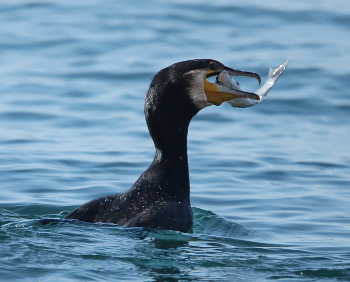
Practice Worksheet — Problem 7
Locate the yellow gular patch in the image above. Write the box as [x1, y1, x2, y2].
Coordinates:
[204, 74, 244, 106]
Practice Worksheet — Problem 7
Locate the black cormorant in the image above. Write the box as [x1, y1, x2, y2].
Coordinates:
[66, 59, 261, 232]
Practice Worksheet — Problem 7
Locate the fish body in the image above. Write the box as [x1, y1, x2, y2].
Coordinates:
[217, 59, 289, 108]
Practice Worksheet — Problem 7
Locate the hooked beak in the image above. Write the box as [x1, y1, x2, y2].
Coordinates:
[204, 65, 261, 106]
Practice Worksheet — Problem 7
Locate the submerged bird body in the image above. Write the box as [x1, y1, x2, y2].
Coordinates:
[66, 59, 261, 232]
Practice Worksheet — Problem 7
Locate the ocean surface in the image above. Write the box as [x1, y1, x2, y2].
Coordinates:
[1, 0, 350, 281]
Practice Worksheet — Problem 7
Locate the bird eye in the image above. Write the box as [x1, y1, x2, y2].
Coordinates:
[209, 61, 217, 70]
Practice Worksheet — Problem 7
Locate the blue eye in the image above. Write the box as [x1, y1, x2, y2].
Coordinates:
[209, 62, 217, 70]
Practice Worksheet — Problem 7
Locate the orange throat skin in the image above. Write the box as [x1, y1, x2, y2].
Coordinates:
[204, 78, 243, 106]
[203, 69, 259, 106]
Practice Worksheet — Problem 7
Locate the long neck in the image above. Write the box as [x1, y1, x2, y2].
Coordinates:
[133, 83, 199, 201]
[145, 115, 192, 201]
[152, 113, 190, 163]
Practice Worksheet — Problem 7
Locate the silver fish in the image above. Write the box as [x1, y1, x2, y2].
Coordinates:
[217, 59, 289, 108]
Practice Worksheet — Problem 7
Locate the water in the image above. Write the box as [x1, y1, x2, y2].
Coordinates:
[1, 0, 350, 281]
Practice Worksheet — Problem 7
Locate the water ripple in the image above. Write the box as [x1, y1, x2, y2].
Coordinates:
[1, 0, 350, 281]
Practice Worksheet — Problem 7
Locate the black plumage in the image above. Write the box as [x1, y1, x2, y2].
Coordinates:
[65, 59, 260, 232]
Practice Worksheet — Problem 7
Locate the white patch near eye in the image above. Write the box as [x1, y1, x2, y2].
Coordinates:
[184, 69, 212, 110]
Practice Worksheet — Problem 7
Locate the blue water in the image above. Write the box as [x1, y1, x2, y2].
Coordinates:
[1, 0, 350, 281]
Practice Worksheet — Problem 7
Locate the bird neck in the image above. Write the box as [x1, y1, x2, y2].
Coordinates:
[152, 118, 190, 163]
[139, 81, 199, 200]
[146, 117, 191, 200]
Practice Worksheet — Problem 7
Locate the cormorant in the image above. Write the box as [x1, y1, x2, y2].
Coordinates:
[66, 59, 261, 232]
